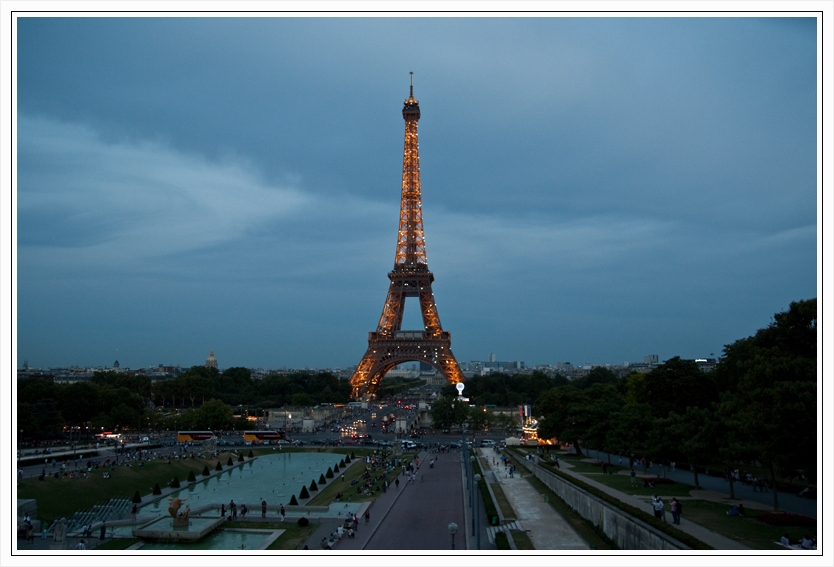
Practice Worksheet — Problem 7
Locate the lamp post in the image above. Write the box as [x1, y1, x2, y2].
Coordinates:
[447, 522, 458, 550]
[473, 473, 481, 550]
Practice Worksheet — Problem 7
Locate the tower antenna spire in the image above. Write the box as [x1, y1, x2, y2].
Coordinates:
[410, 71, 413, 96]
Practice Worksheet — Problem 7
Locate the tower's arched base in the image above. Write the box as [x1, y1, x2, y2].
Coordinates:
[350, 330, 464, 398]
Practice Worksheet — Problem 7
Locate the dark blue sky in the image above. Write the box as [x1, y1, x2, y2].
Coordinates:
[15, 16, 818, 370]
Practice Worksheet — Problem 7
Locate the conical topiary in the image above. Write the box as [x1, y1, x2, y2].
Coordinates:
[340, 459, 346, 467]
[248, 450, 254, 458]
[318, 473, 326, 484]
[215, 461, 223, 471]
[202, 465, 210, 476]
[132, 490, 142, 503]
[299, 485, 310, 499]
[326, 467, 334, 478]
[227, 457, 234, 466]
[333, 463, 339, 473]
[289, 494, 299, 506]
[345, 455, 351, 463]
[171, 475, 181, 488]
[153, 483, 162, 495]
[187, 470, 196, 483]
[238, 453, 244, 462]
[309, 480, 318, 491]
[351, 451, 356, 459]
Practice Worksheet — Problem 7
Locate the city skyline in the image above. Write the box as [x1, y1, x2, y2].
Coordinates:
[15, 15, 818, 370]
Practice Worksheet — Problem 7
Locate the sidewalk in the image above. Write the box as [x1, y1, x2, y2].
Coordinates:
[511, 450, 750, 550]
[479, 449, 588, 550]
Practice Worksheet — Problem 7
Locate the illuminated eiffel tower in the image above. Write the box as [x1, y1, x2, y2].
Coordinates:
[350, 76, 465, 399]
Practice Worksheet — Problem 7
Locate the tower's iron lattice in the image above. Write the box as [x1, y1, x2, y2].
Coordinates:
[350, 80, 465, 399]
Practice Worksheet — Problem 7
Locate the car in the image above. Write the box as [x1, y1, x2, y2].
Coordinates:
[141, 437, 149, 442]
[371, 423, 377, 427]
[342, 438, 357, 445]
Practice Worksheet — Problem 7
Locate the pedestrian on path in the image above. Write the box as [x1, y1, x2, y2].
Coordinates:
[670, 498, 681, 525]
[395, 478, 399, 489]
[261, 500, 267, 518]
[630, 468, 637, 486]
[364, 509, 370, 524]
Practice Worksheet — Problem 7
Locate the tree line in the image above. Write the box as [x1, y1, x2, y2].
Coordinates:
[430, 299, 816, 510]
[17, 367, 353, 439]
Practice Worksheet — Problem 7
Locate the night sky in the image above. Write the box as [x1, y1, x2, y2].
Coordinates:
[15, 16, 818, 370]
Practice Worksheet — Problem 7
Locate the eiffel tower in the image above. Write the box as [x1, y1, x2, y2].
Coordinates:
[350, 77, 465, 399]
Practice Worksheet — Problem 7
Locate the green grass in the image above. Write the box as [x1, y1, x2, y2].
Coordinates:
[489, 483, 516, 520]
[511, 530, 535, 550]
[545, 463, 695, 498]
[494, 531, 510, 550]
[17, 453, 239, 523]
[679, 500, 817, 550]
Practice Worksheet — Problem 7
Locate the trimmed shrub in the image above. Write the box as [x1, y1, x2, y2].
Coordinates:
[238, 454, 244, 462]
[340, 459, 346, 467]
[345, 455, 351, 463]
[299, 486, 310, 499]
[297, 517, 309, 527]
[326, 467, 334, 478]
[319, 474, 327, 484]
[227, 457, 234, 466]
[152, 483, 162, 495]
[289, 495, 299, 506]
[202, 465, 210, 476]
[333, 464, 340, 473]
[187, 470, 196, 483]
[351, 452, 356, 459]
[215, 461, 223, 471]
[248, 450, 254, 458]
[171, 476, 181, 488]
[132, 490, 142, 503]
[309, 480, 318, 491]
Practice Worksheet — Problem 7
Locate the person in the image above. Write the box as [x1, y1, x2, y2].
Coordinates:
[76, 539, 87, 550]
[737, 503, 745, 516]
[336, 525, 344, 539]
[230, 500, 237, 520]
[99, 522, 106, 540]
[364, 509, 370, 524]
[727, 504, 739, 516]
[780, 534, 791, 547]
[280, 504, 285, 519]
[320, 537, 328, 549]
[221, 503, 226, 518]
[261, 500, 267, 518]
[131, 503, 137, 520]
[630, 468, 636, 486]
[26, 522, 34, 543]
[241, 504, 248, 519]
[670, 498, 680, 525]
[395, 478, 399, 489]
[652, 497, 664, 521]
[800, 536, 814, 550]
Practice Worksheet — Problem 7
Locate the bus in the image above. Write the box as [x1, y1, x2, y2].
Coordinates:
[96, 431, 121, 440]
[242, 431, 285, 445]
[177, 431, 215, 443]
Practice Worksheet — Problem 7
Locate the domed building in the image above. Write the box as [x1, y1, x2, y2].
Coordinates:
[205, 350, 218, 369]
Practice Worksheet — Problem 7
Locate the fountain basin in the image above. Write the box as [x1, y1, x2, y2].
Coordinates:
[132, 516, 225, 542]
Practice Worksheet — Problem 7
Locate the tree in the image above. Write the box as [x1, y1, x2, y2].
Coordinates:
[716, 299, 817, 510]
[197, 399, 234, 430]
[429, 396, 470, 431]
[535, 386, 591, 454]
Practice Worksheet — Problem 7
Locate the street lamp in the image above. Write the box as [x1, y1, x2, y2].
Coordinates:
[473, 473, 482, 550]
[447, 522, 458, 550]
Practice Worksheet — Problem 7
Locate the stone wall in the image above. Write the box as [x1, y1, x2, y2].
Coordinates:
[513, 454, 689, 551]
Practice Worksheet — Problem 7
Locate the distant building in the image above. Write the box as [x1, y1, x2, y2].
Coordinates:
[205, 350, 218, 369]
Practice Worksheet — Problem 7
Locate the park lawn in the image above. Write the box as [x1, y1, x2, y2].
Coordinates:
[680, 500, 817, 550]
[489, 483, 517, 521]
[511, 530, 535, 550]
[563, 467, 695, 498]
[307, 450, 414, 505]
[16, 454, 243, 523]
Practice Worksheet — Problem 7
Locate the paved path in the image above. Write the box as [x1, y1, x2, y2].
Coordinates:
[362, 451, 466, 550]
[479, 449, 589, 550]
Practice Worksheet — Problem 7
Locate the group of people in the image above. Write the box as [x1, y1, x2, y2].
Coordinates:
[651, 496, 683, 525]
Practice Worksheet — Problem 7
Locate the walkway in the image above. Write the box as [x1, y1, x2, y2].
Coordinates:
[478, 449, 588, 550]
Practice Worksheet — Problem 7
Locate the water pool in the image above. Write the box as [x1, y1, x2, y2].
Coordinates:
[138, 529, 276, 551]
[143, 452, 347, 512]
